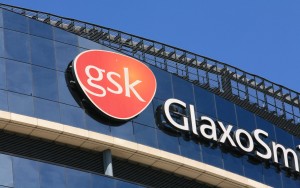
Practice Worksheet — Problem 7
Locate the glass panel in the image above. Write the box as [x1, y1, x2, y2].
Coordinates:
[91, 174, 115, 188]
[111, 121, 135, 142]
[156, 128, 180, 155]
[236, 106, 256, 131]
[275, 127, 294, 148]
[60, 104, 85, 128]
[0, 90, 8, 111]
[194, 86, 216, 117]
[34, 98, 60, 122]
[0, 154, 13, 187]
[54, 41, 79, 71]
[6, 59, 32, 95]
[179, 136, 202, 161]
[39, 162, 66, 188]
[4, 29, 30, 63]
[0, 9, 3, 27]
[256, 116, 276, 140]
[31, 35, 56, 69]
[0, 28, 3, 58]
[201, 144, 223, 169]
[134, 123, 158, 148]
[150, 66, 173, 100]
[215, 95, 237, 125]
[57, 72, 79, 107]
[263, 166, 282, 188]
[85, 112, 111, 135]
[0, 58, 5, 89]
[66, 168, 90, 188]
[13, 157, 39, 188]
[172, 75, 195, 104]
[133, 102, 155, 128]
[29, 19, 53, 39]
[32, 66, 58, 101]
[243, 156, 263, 183]
[54, 27, 78, 46]
[8, 92, 34, 116]
[3, 9, 28, 33]
[222, 152, 244, 175]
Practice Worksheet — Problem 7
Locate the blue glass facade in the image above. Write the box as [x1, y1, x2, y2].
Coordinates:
[0, 8, 299, 188]
[0, 153, 143, 188]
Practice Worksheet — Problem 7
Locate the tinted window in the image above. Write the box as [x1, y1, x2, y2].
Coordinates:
[194, 86, 216, 117]
[3, 9, 28, 33]
[0, 154, 13, 187]
[34, 98, 60, 122]
[13, 157, 39, 188]
[0, 58, 5, 89]
[29, 19, 53, 39]
[6, 60, 32, 95]
[32, 66, 58, 101]
[31, 36, 56, 69]
[215, 96, 237, 125]
[4, 29, 30, 63]
[8, 92, 34, 116]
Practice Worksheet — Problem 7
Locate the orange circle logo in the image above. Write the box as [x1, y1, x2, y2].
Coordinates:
[72, 50, 157, 120]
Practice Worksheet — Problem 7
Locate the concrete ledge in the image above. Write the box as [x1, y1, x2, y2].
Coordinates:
[0, 110, 271, 188]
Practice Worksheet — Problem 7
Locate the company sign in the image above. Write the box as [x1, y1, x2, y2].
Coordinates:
[72, 50, 156, 120]
[161, 98, 300, 173]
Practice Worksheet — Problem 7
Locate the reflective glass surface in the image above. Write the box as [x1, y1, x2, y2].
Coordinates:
[0, 153, 142, 188]
[4, 29, 30, 63]
[6, 59, 32, 95]
[2, 9, 28, 33]
[31, 36, 56, 69]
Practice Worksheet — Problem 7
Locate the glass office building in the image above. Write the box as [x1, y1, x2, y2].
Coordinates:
[0, 3, 300, 188]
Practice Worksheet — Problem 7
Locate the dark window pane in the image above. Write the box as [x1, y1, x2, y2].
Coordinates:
[0, 154, 13, 187]
[54, 27, 78, 46]
[243, 156, 263, 183]
[57, 72, 79, 107]
[32, 66, 58, 101]
[0, 58, 5, 89]
[6, 60, 32, 95]
[172, 75, 195, 104]
[31, 36, 55, 69]
[150, 66, 173, 100]
[134, 123, 158, 148]
[13, 157, 39, 188]
[66, 168, 90, 188]
[275, 127, 294, 148]
[215, 96, 237, 125]
[111, 121, 135, 142]
[29, 19, 53, 39]
[201, 144, 223, 169]
[194, 86, 216, 117]
[236, 106, 256, 131]
[0, 29, 3, 57]
[263, 166, 282, 188]
[91, 174, 115, 188]
[85, 113, 111, 135]
[179, 137, 202, 161]
[0, 9, 3, 27]
[34, 98, 60, 122]
[40, 163, 66, 188]
[133, 102, 155, 128]
[157, 129, 180, 155]
[8, 92, 34, 116]
[3, 9, 28, 33]
[4, 29, 30, 63]
[256, 116, 276, 140]
[55, 41, 79, 71]
[222, 152, 244, 175]
[0, 90, 8, 111]
[280, 173, 298, 188]
[60, 104, 85, 128]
